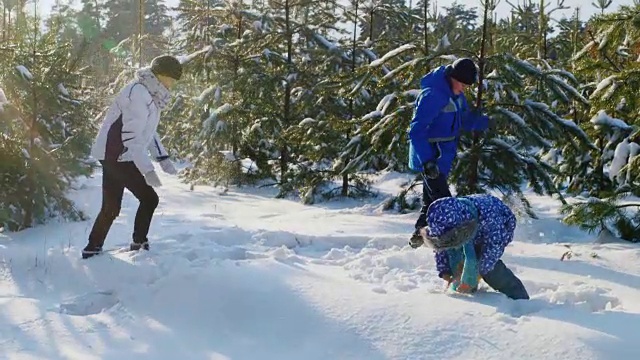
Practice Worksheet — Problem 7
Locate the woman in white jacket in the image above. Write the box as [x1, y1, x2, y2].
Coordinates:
[82, 55, 182, 259]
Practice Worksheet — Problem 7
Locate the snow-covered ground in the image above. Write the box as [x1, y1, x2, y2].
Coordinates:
[2, 170, 640, 359]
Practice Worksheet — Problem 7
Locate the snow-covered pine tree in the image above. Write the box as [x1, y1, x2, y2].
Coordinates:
[0, 15, 97, 230]
[431, 1, 479, 51]
[102, 0, 172, 70]
[561, 5, 640, 241]
[46, 0, 82, 46]
[412, 0, 435, 55]
[167, 0, 265, 188]
[357, 0, 415, 55]
[340, 0, 466, 175]
[74, 0, 115, 83]
[299, 0, 386, 203]
[339, 2, 475, 211]
[344, 0, 594, 215]
[232, 0, 351, 199]
[453, 0, 593, 214]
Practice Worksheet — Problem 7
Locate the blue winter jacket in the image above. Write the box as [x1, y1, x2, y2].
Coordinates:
[408, 66, 489, 175]
[425, 194, 516, 276]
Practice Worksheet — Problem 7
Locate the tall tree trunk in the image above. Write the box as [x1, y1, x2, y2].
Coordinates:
[138, 0, 144, 67]
[280, 0, 292, 183]
[343, 0, 359, 197]
[423, 0, 429, 55]
[232, 6, 243, 156]
[407, 0, 412, 43]
[24, 0, 39, 228]
[2, 3, 6, 42]
[468, 0, 491, 192]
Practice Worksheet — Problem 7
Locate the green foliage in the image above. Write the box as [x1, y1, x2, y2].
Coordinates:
[561, 192, 640, 242]
[0, 27, 98, 230]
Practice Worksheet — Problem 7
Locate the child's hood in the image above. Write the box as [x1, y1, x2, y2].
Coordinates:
[425, 197, 476, 238]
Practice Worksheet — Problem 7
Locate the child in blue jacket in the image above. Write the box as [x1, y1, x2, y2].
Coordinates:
[419, 194, 530, 300]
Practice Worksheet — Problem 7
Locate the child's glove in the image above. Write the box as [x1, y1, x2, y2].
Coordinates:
[423, 161, 439, 180]
[159, 158, 177, 175]
[448, 279, 480, 293]
[454, 282, 474, 293]
[144, 170, 162, 187]
[409, 229, 425, 249]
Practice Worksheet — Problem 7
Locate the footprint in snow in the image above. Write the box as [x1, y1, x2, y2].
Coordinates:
[52, 291, 119, 316]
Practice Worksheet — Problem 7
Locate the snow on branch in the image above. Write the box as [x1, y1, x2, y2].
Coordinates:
[369, 44, 415, 68]
[362, 49, 390, 75]
[572, 40, 596, 61]
[203, 103, 233, 132]
[376, 93, 397, 114]
[311, 32, 339, 52]
[16, 65, 33, 80]
[546, 74, 589, 105]
[494, 106, 552, 148]
[590, 110, 633, 131]
[610, 138, 630, 181]
[524, 100, 595, 149]
[0, 87, 8, 112]
[590, 75, 617, 100]
[513, 58, 541, 77]
[177, 45, 214, 64]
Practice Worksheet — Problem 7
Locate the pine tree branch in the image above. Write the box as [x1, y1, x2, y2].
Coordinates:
[586, 28, 621, 72]
[615, 203, 640, 209]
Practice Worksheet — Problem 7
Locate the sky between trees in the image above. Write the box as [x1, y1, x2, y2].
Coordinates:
[37, 0, 633, 24]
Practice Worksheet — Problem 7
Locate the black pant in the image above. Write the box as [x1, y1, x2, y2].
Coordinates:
[87, 161, 159, 249]
[415, 173, 452, 229]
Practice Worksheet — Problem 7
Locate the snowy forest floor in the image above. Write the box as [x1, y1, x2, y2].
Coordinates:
[1, 170, 640, 359]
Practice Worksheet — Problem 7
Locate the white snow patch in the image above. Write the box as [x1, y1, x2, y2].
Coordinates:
[176, 45, 213, 64]
[370, 44, 415, 68]
[57, 83, 70, 96]
[591, 75, 617, 99]
[0, 87, 8, 111]
[590, 110, 632, 131]
[610, 138, 630, 181]
[16, 65, 33, 80]
[298, 117, 315, 126]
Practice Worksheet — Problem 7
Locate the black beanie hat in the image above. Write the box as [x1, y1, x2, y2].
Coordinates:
[446, 58, 478, 85]
[150, 55, 183, 80]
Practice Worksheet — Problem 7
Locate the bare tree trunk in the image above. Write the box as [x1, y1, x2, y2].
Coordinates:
[280, 0, 293, 183]
[538, 0, 546, 60]
[24, 0, 39, 228]
[423, 0, 429, 55]
[342, 0, 359, 197]
[138, 0, 144, 67]
[232, 5, 243, 156]
[2, 2, 6, 42]
[468, 0, 491, 192]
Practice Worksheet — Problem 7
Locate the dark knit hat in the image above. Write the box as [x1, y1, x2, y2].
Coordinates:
[446, 58, 478, 85]
[150, 55, 183, 80]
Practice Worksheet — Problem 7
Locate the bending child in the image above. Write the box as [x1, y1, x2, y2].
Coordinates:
[416, 194, 530, 300]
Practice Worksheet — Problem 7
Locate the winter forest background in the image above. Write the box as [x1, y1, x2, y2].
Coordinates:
[2, 0, 640, 242]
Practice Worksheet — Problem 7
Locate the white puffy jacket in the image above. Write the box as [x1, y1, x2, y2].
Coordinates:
[91, 82, 168, 175]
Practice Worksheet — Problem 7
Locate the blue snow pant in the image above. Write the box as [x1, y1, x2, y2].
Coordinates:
[482, 260, 530, 300]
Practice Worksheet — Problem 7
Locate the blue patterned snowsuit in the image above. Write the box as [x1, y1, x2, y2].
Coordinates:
[425, 194, 529, 300]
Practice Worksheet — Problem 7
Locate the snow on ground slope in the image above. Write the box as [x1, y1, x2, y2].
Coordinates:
[2, 171, 640, 359]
